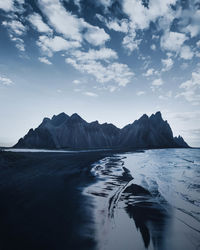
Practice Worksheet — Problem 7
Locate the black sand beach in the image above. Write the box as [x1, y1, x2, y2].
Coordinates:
[0, 149, 199, 250]
[0, 151, 106, 250]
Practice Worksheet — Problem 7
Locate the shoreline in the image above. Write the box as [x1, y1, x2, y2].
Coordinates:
[84, 149, 200, 250]
[0, 150, 108, 250]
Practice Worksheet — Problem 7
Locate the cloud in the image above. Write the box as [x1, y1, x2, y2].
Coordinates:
[136, 91, 145, 96]
[0, 0, 24, 12]
[38, 0, 110, 46]
[38, 57, 52, 65]
[96, 14, 128, 33]
[121, 0, 178, 54]
[38, 0, 82, 41]
[73, 80, 81, 85]
[83, 25, 110, 46]
[151, 78, 163, 91]
[122, 31, 141, 53]
[0, 0, 13, 12]
[178, 3, 200, 38]
[37, 35, 81, 56]
[0, 75, 13, 85]
[9, 35, 25, 51]
[123, 0, 176, 31]
[143, 68, 159, 77]
[83, 91, 98, 97]
[66, 48, 133, 87]
[28, 13, 52, 33]
[162, 57, 174, 71]
[151, 44, 156, 51]
[71, 48, 117, 61]
[152, 78, 163, 86]
[98, 0, 112, 7]
[180, 46, 194, 60]
[160, 31, 187, 52]
[170, 111, 200, 122]
[2, 20, 26, 35]
[2, 20, 26, 52]
[176, 69, 200, 105]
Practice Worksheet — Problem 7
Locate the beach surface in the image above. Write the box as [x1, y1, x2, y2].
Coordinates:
[0, 148, 200, 250]
[0, 150, 106, 250]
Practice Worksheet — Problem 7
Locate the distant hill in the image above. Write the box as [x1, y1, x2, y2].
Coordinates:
[14, 111, 189, 149]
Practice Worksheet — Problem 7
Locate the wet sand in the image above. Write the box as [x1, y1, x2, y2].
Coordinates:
[0, 150, 107, 250]
[1, 149, 199, 250]
[84, 153, 200, 250]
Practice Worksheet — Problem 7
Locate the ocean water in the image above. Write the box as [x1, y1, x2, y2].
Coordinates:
[3, 148, 111, 153]
[85, 148, 200, 250]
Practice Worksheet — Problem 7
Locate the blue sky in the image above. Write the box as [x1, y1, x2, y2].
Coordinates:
[0, 0, 200, 147]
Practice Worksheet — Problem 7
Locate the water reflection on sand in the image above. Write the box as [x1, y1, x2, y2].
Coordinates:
[84, 149, 200, 250]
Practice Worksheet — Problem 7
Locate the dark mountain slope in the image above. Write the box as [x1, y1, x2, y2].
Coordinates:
[14, 112, 189, 149]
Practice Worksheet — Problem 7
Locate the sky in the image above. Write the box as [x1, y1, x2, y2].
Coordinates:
[0, 0, 200, 147]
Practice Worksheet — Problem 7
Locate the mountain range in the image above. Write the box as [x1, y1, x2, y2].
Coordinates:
[14, 111, 189, 149]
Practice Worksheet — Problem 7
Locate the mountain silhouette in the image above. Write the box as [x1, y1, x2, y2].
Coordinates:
[14, 111, 189, 149]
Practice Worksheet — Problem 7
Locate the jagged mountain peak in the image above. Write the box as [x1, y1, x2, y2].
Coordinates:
[150, 111, 162, 120]
[14, 111, 189, 149]
[70, 113, 85, 122]
[139, 114, 149, 120]
[51, 112, 69, 126]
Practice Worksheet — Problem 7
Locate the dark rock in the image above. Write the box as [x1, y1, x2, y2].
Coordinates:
[14, 112, 189, 149]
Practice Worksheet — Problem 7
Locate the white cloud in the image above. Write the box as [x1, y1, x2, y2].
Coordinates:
[123, 0, 176, 31]
[151, 78, 164, 92]
[0, 0, 13, 11]
[196, 52, 200, 58]
[38, 57, 52, 65]
[10, 35, 25, 51]
[143, 68, 159, 77]
[162, 57, 174, 71]
[66, 58, 133, 87]
[122, 30, 141, 53]
[73, 79, 81, 85]
[180, 46, 194, 60]
[152, 78, 163, 86]
[0, 75, 13, 85]
[37, 35, 81, 56]
[28, 13, 52, 33]
[178, 6, 200, 38]
[2, 20, 26, 35]
[151, 44, 156, 50]
[38, 0, 110, 46]
[83, 91, 98, 97]
[0, 0, 24, 12]
[184, 24, 200, 38]
[66, 48, 133, 87]
[109, 86, 117, 92]
[83, 25, 110, 46]
[121, 0, 177, 54]
[2, 20, 26, 52]
[136, 91, 145, 96]
[71, 48, 117, 62]
[38, 0, 82, 41]
[144, 68, 154, 77]
[96, 14, 128, 33]
[176, 69, 200, 105]
[160, 31, 187, 52]
[197, 40, 200, 47]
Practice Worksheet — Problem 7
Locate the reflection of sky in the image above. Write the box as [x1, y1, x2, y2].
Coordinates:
[0, 0, 199, 146]
[85, 150, 200, 250]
